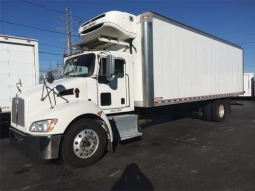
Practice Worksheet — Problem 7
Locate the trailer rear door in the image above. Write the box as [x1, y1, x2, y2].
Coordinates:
[243, 75, 250, 95]
[0, 42, 36, 112]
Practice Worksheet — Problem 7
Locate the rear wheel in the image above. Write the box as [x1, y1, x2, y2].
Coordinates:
[61, 118, 106, 168]
[204, 102, 212, 121]
[211, 100, 225, 122]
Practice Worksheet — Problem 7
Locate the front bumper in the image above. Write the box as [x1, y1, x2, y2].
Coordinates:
[9, 127, 63, 159]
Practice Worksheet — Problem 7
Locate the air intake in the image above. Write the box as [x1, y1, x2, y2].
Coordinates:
[81, 14, 105, 28]
[81, 23, 104, 35]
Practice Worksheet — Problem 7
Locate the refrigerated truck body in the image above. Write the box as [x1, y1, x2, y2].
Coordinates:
[0, 35, 39, 137]
[9, 11, 243, 167]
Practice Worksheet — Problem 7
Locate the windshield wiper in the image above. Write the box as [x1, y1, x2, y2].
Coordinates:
[63, 70, 74, 77]
[63, 66, 76, 77]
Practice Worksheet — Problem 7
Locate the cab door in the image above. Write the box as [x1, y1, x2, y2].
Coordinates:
[97, 57, 128, 110]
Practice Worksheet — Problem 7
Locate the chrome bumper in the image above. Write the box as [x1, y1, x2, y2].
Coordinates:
[9, 127, 63, 159]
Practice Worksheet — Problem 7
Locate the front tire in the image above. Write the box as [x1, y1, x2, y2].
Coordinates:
[211, 100, 225, 122]
[61, 118, 106, 168]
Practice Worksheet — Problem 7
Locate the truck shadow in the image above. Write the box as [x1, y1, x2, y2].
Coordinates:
[139, 111, 204, 129]
[111, 163, 154, 191]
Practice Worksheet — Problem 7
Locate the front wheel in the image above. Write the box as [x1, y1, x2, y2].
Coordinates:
[61, 118, 106, 168]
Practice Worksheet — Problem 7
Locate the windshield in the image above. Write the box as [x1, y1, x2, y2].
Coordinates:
[63, 53, 95, 78]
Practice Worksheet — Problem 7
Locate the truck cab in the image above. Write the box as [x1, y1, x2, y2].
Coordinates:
[62, 50, 134, 114]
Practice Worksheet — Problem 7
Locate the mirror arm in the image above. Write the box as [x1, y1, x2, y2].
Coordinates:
[40, 78, 69, 109]
[41, 82, 55, 109]
[56, 90, 69, 103]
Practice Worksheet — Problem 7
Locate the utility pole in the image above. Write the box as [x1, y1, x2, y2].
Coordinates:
[56, 61, 61, 79]
[65, 7, 73, 56]
[57, 7, 74, 66]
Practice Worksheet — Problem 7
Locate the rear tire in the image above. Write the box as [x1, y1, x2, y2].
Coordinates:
[61, 118, 106, 168]
[211, 100, 225, 122]
[204, 102, 212, 121]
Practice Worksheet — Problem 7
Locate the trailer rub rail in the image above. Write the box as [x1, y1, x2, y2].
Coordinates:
[155, 92, 243, 106]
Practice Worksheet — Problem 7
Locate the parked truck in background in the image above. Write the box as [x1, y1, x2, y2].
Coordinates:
[0, 35, 39, 138]
[9, 11, 243, 167]
[238, 73, 254, 97]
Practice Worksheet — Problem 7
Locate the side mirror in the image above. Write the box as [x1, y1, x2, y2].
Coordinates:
[46, 71, 54, 83]
[106, 55, 115, 81]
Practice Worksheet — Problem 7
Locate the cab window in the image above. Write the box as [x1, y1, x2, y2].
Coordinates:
[98, 58, 125, 84]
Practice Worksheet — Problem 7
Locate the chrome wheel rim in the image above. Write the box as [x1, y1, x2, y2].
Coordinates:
[219, 104, 225, 118]
[73, 129, 99, 158]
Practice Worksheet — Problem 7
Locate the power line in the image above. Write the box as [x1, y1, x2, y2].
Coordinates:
[229, 33, 255, 37]
[237, 42, 255, 44]
[39, 51, 62, 55]
[40, 43, 65, 49]
[183, 5, 255, 19]
[20, 0, 86, 20]
[0, 20, 79, 37]
[1, 20, 64, 34]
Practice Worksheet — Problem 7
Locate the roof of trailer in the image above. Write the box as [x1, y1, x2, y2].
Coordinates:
[0, 34, 38, 42]
[144, 11, 242, 50]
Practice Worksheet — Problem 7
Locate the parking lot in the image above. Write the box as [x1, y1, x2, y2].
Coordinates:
[1, 100, 254, 190]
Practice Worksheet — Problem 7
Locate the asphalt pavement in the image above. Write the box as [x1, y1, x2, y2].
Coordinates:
[0, 100, 254, 190]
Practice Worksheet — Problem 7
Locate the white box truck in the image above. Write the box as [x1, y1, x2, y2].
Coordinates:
[9, 11, 243, 167]
[238, 73, 254, 97]
[0, 35, 39, 138]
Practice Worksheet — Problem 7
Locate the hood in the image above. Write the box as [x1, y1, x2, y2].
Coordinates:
[22, 77, 87, 98]
[20, 78, 88, 127]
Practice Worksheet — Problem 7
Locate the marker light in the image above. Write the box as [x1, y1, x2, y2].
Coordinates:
[74, 88, 80, 98]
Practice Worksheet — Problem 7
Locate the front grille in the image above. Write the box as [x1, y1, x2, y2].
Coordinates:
[11, 97, 25, 127]
[17, 98, 25, 127]
[12, 97, 17, 124]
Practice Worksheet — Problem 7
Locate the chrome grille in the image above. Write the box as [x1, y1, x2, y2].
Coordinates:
[17, 98, 25, 127]
[11, 97, 25, 127]
[11, 97, 17, 124]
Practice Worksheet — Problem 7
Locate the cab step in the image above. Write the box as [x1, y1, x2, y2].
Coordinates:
[108, 114, 142, 141]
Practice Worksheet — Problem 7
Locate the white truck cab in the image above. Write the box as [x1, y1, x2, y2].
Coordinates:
[10, 11, 243, 167]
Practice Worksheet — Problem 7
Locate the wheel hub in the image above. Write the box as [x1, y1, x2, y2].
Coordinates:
[219, 104, 225, 118]
[73, 129, 99, 158]
[83, 140, 91, 147]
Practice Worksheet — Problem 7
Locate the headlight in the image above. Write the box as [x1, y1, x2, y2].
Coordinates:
[30, 119, 58, 132]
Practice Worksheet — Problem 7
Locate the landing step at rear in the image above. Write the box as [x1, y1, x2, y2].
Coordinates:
[108, 114, 142, 141]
